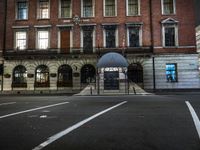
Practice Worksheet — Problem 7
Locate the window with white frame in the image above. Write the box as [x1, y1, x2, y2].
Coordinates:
[82, 26, 94, 53]
[16, 1, 28, 20]
[37, 30, 49, 49]
[15, 31, 27, 50]
[82, 0, 94, 17]
[162, 0, 175, 15]
[166, 63, 177, 82]
[60, 0, 71, 18]
[163, 24, 178, 47]
[104, 0, 116, 17]
[104, 25, 117, 48]
[127, 26, 141, 47]
[38, 0, 49, 19]
[127, 0, 139, 16]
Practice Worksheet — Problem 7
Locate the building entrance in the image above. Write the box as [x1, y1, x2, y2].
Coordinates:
[104, 71, 119, 90]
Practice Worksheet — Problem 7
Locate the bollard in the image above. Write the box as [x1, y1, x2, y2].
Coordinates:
[90, 86, 92, 95]
[133, 87, 136, 95]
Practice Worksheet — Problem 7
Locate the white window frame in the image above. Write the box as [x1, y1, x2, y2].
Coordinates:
[126, 0, 140, 16]
[37, 0, 50, 19]
[162, 24, 178, 47]
[59, 0, 72, 18]
[14, 30, 28, 50]
[80, 26, 96, 53]
[161, 0, 176, 15]
[127, 25, 142, 47]
[57, 26, 73, 53]
[103, 0, 117, 17]
[15, 0, 29, 20]
[103, 27, 118, 48]
[36, 30, 50, 49]
[81, 0, 95, 18]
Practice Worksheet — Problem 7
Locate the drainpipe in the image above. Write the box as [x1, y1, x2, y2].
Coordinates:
[1, 0, 7, 92]
[149, 0, 156, 92]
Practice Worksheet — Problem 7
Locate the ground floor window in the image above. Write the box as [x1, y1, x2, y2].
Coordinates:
[12, 65, 27, 87]
[57, 65, 73, 87]
[166, 63, 177, 82]
[35, 65, 49, 87]
[81, 64, 96, 84]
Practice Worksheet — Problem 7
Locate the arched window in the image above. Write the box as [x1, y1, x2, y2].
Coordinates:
[12, 65, 27, 87]
[57, 65, 73, 87]
[81, 64, 96, 84]
[35, 65, 49, 87]
[128, 63, 143, 83]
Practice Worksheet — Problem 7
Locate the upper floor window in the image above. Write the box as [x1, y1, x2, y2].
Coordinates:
[15, 31, 27, 50]
[103, 25, 117, 48]
[127, 26, 141, 47]
[81, 26, 94, 53]
[162, 18, 178, 47]
[37, 30, 49, 49]
[127, 0, 139, 16]
[82, 0, 94, 17]
[104, 0, 116, 17]
[60, 0, 71, 18]
[162, 0, 175, 15]
[16, 1, 28, 20]
[38, 0, 49, 19]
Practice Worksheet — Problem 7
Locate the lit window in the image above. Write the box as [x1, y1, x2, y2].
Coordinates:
[162, 0, 175, 14]
[82, 0, 93, 17]
[104, 0, 116, 16]
[166, 64, 177, 82]
[13, 65, 27, 85]
[38, 0, 49, 19]
[35, 65, 49, 87]
[60, 0, 71, 18]
[17, 1, 28, 20]
[15, 31, 27, 50]
[37, 31, 49, 49]
[127, 0, 139, 16]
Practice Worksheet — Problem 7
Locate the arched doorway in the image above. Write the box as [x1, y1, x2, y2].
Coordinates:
[12, 65, 27, 88]
[128, 63, 143, 84]
[35, 65, 49, 87]
[81, 64, 96, 84]
[57, 65, 73, 87]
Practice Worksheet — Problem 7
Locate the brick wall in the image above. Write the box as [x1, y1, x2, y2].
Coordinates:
[4, 0, 197, 54]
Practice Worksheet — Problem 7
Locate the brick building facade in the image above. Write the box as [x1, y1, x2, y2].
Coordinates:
[0, 0, 199, 94]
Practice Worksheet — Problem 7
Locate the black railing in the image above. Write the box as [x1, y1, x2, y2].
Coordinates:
[3, 47, 153, 59]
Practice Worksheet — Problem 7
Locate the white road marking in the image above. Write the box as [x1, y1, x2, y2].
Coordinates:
[185, 101, 200, 139]
[0, 102, 16, 106]
[32, 101, 127, 150]
[0, 101, 69, 119]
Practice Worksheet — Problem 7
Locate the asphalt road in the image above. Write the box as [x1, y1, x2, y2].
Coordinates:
[0, 94, 200, 150]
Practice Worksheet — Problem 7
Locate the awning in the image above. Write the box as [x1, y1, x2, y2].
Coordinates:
[97, 52, 128, 68]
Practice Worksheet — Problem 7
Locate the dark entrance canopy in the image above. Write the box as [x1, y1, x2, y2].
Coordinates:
[97, 52, 128, 68]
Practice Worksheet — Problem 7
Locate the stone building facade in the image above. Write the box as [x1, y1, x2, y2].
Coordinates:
[1, 0, 199, 94]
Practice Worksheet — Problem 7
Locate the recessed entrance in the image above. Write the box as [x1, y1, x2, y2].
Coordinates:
[128, 63, 143, 83]
[104, 71, 119, 90]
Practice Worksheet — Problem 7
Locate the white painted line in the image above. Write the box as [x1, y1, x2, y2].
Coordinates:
[32, 101, 127, 150]
[0, 102, 16, 106]
[0, 102, 69, 119]
[185, 101, 200, 139]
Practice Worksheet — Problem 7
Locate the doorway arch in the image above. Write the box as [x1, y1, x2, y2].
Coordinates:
[81, 64, 96, 84]
[128, 63, 143, 83]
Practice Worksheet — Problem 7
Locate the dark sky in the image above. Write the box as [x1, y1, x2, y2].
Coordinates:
[195, 0, 200, 26]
